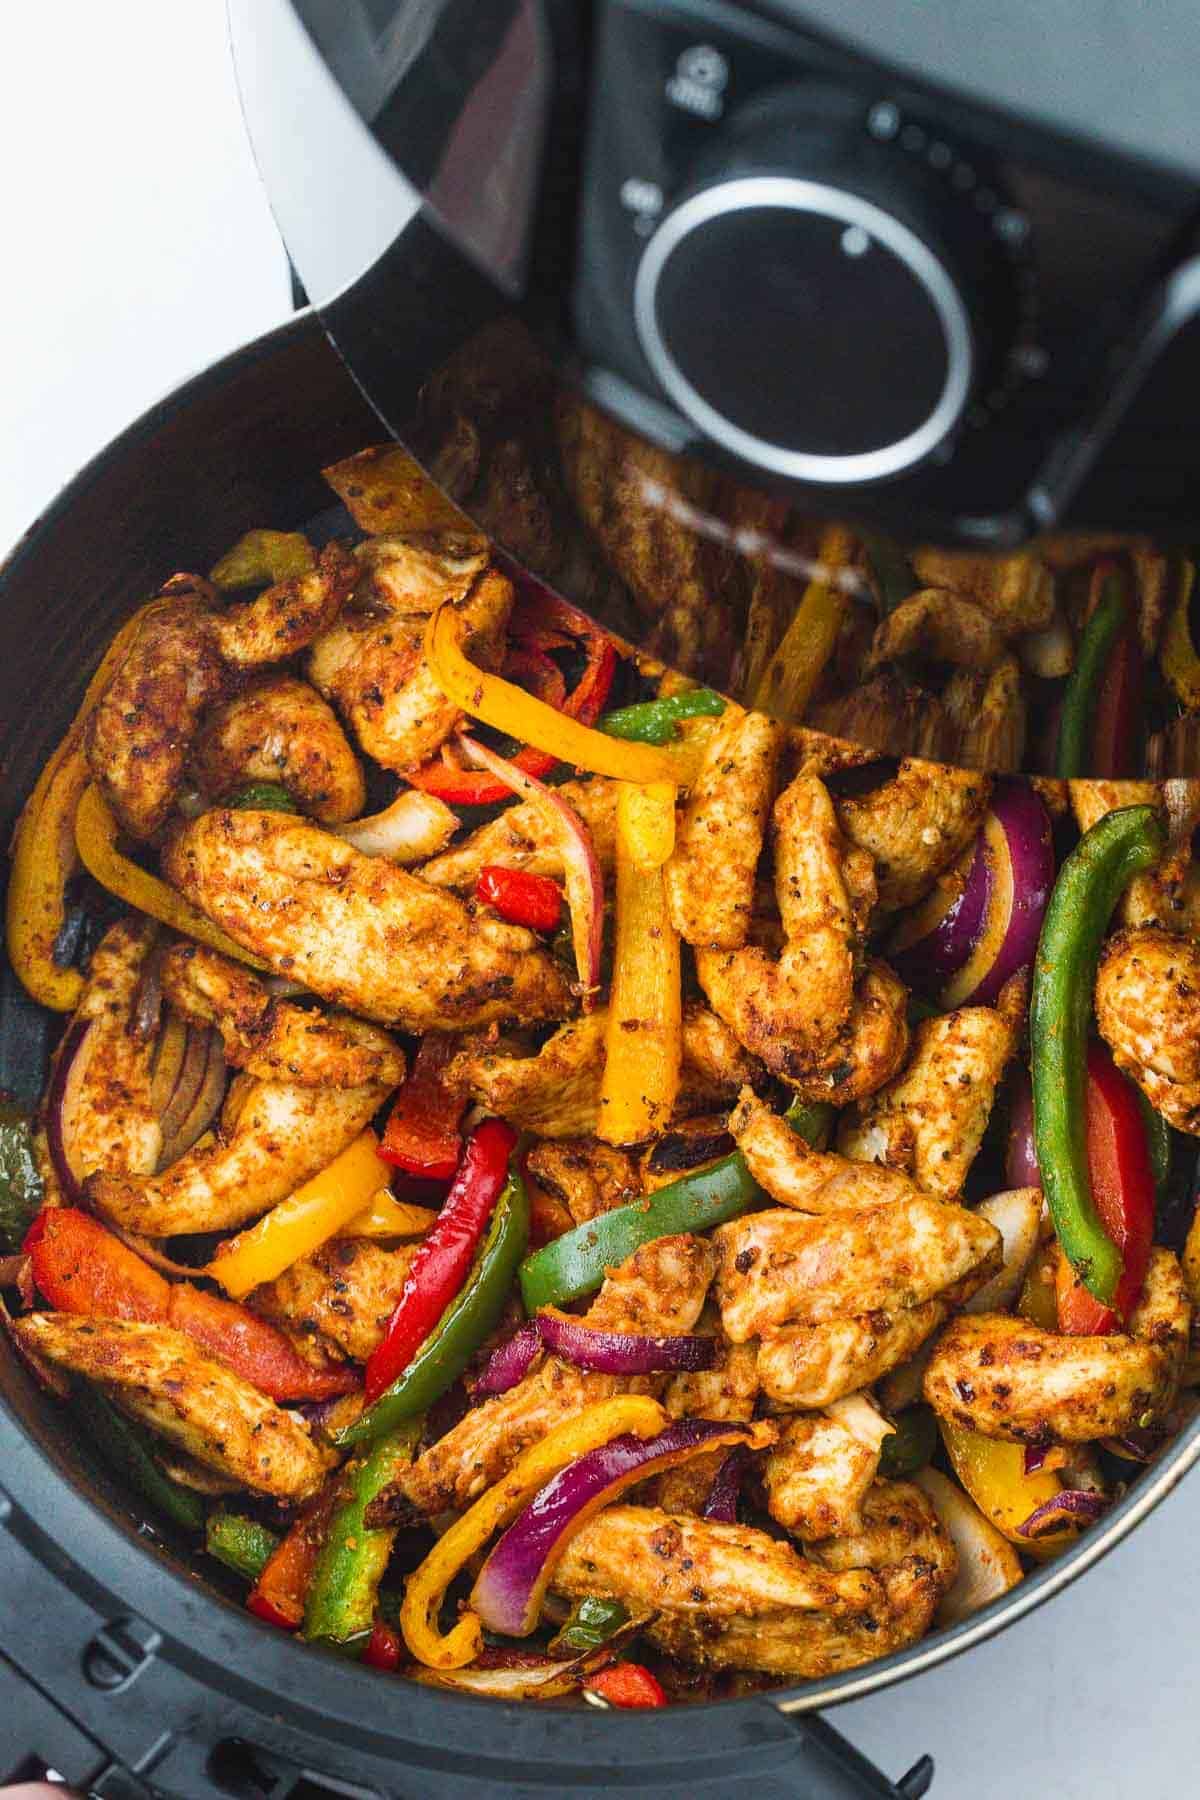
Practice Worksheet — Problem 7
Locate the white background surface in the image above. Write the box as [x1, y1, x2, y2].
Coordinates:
[0, 6, 1195, 1796]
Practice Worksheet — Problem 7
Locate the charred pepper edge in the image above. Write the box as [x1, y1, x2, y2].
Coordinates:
[1030, 803, 1166, 1303]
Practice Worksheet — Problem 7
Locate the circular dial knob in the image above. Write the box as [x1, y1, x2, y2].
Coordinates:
[633, 101, 1002, 485]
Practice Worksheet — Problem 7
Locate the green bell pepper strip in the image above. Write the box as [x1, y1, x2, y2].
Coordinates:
[335, 1170, 530, 1448]
[228, 781, 298, 812]
[863, 535, 916, 614]
[73, 1383, 205, 1532]
[1031, 804, 1166, 1302]
[0, 1098, 42, 1253]
[1054, 571, 1128, 778]
[878, 1405, 937, 1480]
[1137, 1090, 1172, 1198]
[599, 688, 726, 745]
[207, 1511, 281, 1581]
[302, 1421, 422, 1650]
[783, 1095, 833, 1150]
[520, 1101, 830, 1311]
[548, 1596, 629, 1655]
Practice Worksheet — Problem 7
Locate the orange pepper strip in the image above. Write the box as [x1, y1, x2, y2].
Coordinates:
[74, 784, 269, 971]
[7, 601, 165, 1009]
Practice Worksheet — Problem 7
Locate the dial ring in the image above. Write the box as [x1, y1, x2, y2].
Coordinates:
[633, 174, 974, 484]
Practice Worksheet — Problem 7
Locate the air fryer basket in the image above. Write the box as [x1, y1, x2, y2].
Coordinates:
[2, 312, 1198, 1800]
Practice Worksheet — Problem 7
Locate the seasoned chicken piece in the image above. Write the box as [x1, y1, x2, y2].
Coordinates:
[86, 591, 228, 839]
[949, 655, 1027, 773]
[553, 1505, 944, 1678]
[835, 760, 990, 910]
[665, 708, 783, 951]
[394, 1235, 714, 1515]
[307, 555, 507, 772]
[1068, 779, 1160, 837]
[525, 1137, 640, 1225]
[837, 999, 1018, 1198]
[910, 549, 1054, 633]
[251, 1237, 419, 1364]
[924, 1248, 1191, 1443]
[191, 674, 365, 823]
[352, 531, 489, 612]
[89, 1068, 389, 1235]
[161, 810, 572, 1033]
[715, 1200, 1000, 1341]
[1096, 928, 1200, 1134]
[210, 542, 358, 667]
[808, 1479, 957, 1583]
[763, 1414, 880, 1540]
[696, 774, 877, 1076]
[447, 1004, 759, 1139]
[867, 591, 1007, 674]
[420, 778, 618, 891]
[731, 1087, 916, 1212]
[809, 672, 958, 765]
[757, 1301, 950, 1409]
[159, 943, 405, 1088]
[776, 961, 910, 1108]
[47, 918, 164, 1192]
[656, 1335, 761, 1513]
[14, 1315, 331, 1500]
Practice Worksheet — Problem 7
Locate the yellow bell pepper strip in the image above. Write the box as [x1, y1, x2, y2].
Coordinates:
[7, 600, 165, 1010]
[209, 530, 314, 590]
[939, 1419, 1074, 1560]
[423, 598, 684, 786]
[74, 785, 269, 971]
[340, 1188, 439, 1240]
[616, 779, 677, 873]
[207, 1131, 394, 1298]
[1161, 558, 1200, 710]
[399, 1396, 666, 1669]
[751, 524, 856, 720]
[598, 785, 682, 1146]
[322, 444, 472, 535]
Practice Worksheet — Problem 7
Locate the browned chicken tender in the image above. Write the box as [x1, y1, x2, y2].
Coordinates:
[715, 1199, 1000, 1341]
[161, 809, 572, 1034]
[730, 1087, 917, 1212]
[524, 1137, 640, 1224]
[1096, 927, 1200, 1134]
[665, 708, 784, 951]
[835, 760, 990, 910]
[923, 1248, 1191, 1443]
[421, 778, 618, 891]
[210, 542, 358, 667]
[192, 674, 365, 823]
[910, 548, 1054, 634]
[763, 1414, 880, 1540]
[778, 960, 910, 1107]
[808, 1479, 957, 1583]
[159, 943, 406, 1088]
[757, 1301, 950, 1409]
[14, 1315, 332, 1500]
[251, 1237, 419, 1364]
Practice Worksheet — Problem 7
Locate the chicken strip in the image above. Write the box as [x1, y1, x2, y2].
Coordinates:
[910, 548, 1054, 633]
[159, 943, 406, 1088]
[665, 708, 783, 951]
[161, 810, 572, 1033]
[525, 1137, 640, 1224]
[808, 1479, 957, 1583]
[762, 1414, 880, 1540]
[89, 1068, 389, 1235]
[352, 531, 489, 612]
[191, 674, 365, 823]
[251, 1237, 419, 1364]
[696, 774, 875, 1076]
[553, 1505, 944, 1678]
[835, 760, 990, 910]
[923, 1248, 1190, 1443]
[210, 541, 358, 667]
[392, 1234, 714, 1515]
[777, 960, 910, 1107]
[86, 591, 228, 840]
[837, 998, 1018, 1199]
[1068, 779, 1161, 838]
[867, 591, 1007, 675]
[714, 1200, 1001, 1341]
[307, 553, 506, 772]
[1096, 928, 1200, 1134]
[757, 1301, 950, 1409]
[14, 1315, 331, 1500]
[446, 1004, 758, 1139]
[420, 778, 618, 891]
[730, 1088, 921, 1212]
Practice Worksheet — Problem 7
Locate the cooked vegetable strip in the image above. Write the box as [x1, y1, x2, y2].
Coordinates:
[399, 1396, 667, 1669]
[303, 1423, 421, 1650]
[1160, 558, 1200, 710]
[600, 688, 726, 745]
[249, 1485, 340, 1628]
[1055, 566, 1130, 778]
[1031, 804, 1165, 1302]
[378, 1034, 467, 1179]
[210, 530, 314, 589]
[206, 1511, 280, 1581]
[1054, 1047, 1154, 1333]
[476, 866, 562, 932]
[751, 525, 855, 719]
[207, 1131, 395, 1299]
[75, 786, 269, 970]
[599, 784, 681, 1144]
[342, 1190, 438, 1239]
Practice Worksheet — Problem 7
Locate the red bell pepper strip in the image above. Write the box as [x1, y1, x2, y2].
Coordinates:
[475, 865, 563, 933]
[25, 1207, 358, 1402]
[362, 1619, 403, 1670]
[1056, 1044, 1155, 1334]
[583, 1662, 668, 1708]
[503, 642, 567, 710]
[1091, 609, 1143, 779]
[378, 1035, 468, 1180]
[248, 1485, 338, 1630]
[365, 1117, 518, 1404]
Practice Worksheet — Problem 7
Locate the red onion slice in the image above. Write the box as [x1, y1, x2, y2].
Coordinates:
[473, 1321, 542, 1396]
[1006, 1068, 1042, 1191]
[890, 832, 991, 991]
[701, 1445, 749, 1523]
[1016, 1488, 1110, 1538]
[458, 733, 603, 1005]
[470, 1417, 762, 1637]
[536, 1309, 717, 1376]
[1023, 1443, 1049, 1475]
[45, 1018, 93, 1203]
[950, 782, 1054, 1007]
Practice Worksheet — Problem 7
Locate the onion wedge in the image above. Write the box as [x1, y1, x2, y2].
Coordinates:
[913, 1466, 1023, 1624]
[334, 787, 458, 862]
